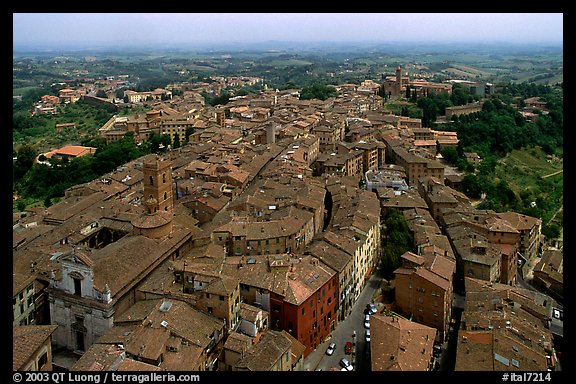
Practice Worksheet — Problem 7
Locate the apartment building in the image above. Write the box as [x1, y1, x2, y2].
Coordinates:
[306, 240, 354, 321]
[212, 254, 338, 357]
[393, 251, 455, 341]
[311, 124, 343, 152]
[385, 146, 445, 187]
[370, 314, 436, 371]
[418, 176, 470, 221]
[532, 247, 563, 300]
[13, 325, 58, 371]
[496, 211, 542, 265]
[226, 330, 305, 371]
[13, 273, 36, 327]
[169, 262, 242, 332]
[211, 212, 314, 257]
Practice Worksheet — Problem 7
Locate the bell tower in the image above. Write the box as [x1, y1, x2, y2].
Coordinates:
[142, 154, 173, 215]
[396, 66, 403, 96]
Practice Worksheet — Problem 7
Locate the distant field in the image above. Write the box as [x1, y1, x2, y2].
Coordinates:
[266, 59, 313, 67]
[13, 86, 39, 96]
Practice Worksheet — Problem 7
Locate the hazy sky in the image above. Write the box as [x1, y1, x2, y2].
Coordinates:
[13, 13, 563, 48]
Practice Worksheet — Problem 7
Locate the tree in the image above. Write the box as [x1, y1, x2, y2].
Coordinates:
[185, 127, 195, 142]
[440, 146, 459, 165]
[299, 83, 337, 101]
[461, 174, 483, 199]
[16, 200, 26, 212]
[380, 208, 413, 278]
[417, 97, 438, 127]
[172, 134, 181, 149]
[13, 145, 37, 181]
[450, 83, 470, 106]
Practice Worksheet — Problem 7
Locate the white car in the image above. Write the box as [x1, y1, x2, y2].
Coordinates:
[365, 329, 371, 343]
[326, 342, 336, 356]
[364, 314, 370, 329]
[339, 358, 353, 371]
[367, 303, 377, 315]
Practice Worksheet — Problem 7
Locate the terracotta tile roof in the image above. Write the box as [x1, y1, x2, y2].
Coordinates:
[114, 299, 162, 324]
[284, 255, 336, 305]
[12, 272, 35, 296]
[71, 342, 127, 371]
[234, 330, 292, 371]
[238, 303, 264, 323]
[307, 239, 352, 273]
[119, 299, 223, 369]
[44, 145, 96, 159]
[370, 315, 435, 371]
[496, 211, 542, 230]
[116, 358, 162, 371]
[213, 215, 308, 241]
[13, 325, 58, 370]
[221, 257, 288, 295]
[203, 274, 240, 296]
[223, 331, 252, 354]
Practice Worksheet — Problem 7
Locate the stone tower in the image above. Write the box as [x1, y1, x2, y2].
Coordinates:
[396, 66, 403, 96]
[142, 154, 173, 215]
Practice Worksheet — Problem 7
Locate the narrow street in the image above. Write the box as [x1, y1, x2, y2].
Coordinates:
[303, 267, 385, 371]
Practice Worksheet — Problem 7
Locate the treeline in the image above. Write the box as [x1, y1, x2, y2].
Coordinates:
[431, 82, 563, 239]
[449, 92, 562, 157]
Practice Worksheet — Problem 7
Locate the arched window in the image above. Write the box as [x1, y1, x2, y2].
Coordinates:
[149, 176, 154, 186]
[162, 173, 166, 183]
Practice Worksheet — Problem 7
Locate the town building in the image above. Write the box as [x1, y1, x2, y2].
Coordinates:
[393, 251, 455, 341]
[370, 313, 436, 371]
[13, 325, 59, 371]
[455, 277, 557, 371]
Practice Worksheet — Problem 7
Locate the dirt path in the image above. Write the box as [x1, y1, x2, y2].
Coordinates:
[542, 169, 563, 178]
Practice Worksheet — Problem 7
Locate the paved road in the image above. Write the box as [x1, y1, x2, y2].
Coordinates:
[304, 267, 384, 371]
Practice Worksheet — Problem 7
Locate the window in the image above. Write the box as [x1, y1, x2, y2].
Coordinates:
[73, 278, 82, 296]
[302, 308, 305, 316]
[38, 352, 48, 370]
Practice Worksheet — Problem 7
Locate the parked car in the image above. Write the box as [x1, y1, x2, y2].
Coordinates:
[364, 314, 370, 329]
[345, 341, 353, 354]
[365, 329, 371, 343]
[367, 303, 377, 315]
[339, 358, 353, 371]
[326, 342, 336, 356]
